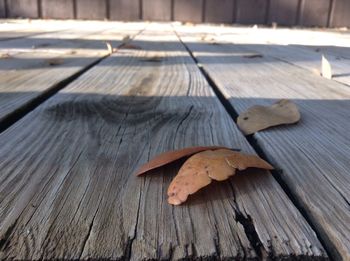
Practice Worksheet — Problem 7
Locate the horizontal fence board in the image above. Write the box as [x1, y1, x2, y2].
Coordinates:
[268, 0, 299, 25]
[174, 0, 203, 23]
[7, 0, 39, 18]
[331, 0, 350, 27]
[109, 0, 140, 20]
[236, 0, 267, 24]
[142, 0, 171, 20]
[41, 0, 74, 19]
[2, 0, 350, 28]
[300, 0, 330, 27]
[76, 0, 107, 20]
[0, 0, 5, 17]
[204, 0, 234, 23]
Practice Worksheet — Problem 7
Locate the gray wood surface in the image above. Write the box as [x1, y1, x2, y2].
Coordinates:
[268, 0, 299, 25]
[7, 0, 39, 18]
[76, 0, 107, 20]
[204, 0, 234, 23]
[41, 0, 75, 19]
[331, 0, 350, 27]
[0, 24, 327, 260]
[299, 0, 330, 27]
[142, 0, 172, 21]
[0, 22, 143, 127]
[173, 0, 203, 23]
[176, 27, 350, 260]
[109, 0, 140, 21]
[236, 0, 267, 25]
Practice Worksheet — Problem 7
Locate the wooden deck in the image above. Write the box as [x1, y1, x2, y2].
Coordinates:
[0, 20, 349, 260]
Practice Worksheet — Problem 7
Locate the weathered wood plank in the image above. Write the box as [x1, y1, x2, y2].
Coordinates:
[0, 22, 144, 127]
[268, 0, 299, 25]
[76, 0, 107, 20]
[7, 0, 39, 18]
[176, 26, 350, 260]
[330, 0, 350, 27]
[0, 24, 326, 260]
[299, 0, 330, 27]
[236, 0, 267, 25]
[41, 0, 75, 19]
[109, 0, 140, 21]
[205, 26, 350, 86]
[204, 0, 234, 23]
[142, 0, 172, 21]
[173, 0, 203, 23]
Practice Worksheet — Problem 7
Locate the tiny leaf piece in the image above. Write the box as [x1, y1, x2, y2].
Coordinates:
[322, 55, 332, 79]
[237, 99, 300, 135]
[167, 149, 273, 205]
[106, 42, 113, 54]
[46, 58, 64, 66]
[135, 146, 226, 176]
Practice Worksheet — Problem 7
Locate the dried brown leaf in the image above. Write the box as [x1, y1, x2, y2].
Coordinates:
[135, 146, 226, 176]
[237, 99, 300, 135]
[167, 149, 273, 205]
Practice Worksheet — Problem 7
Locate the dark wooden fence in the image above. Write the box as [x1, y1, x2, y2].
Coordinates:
[0, 0, 349, 27]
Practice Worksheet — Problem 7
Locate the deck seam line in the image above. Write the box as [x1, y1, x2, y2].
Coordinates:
[172, 25, 334, 261]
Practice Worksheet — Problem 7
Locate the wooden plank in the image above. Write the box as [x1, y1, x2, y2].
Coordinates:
[330, 0, 350, 27]
[206, 26, 350, 86]
[7, 0, 39, 18]
[173, 0, 203, 23]
[204, 0, 234, 23]
[0, 21, 144, 127]
[76, 0, 107, 20]
[268, 0, 299, 25]
[109, 0, 140, 21]
[142, 0, 172, 21]
[236, 0, 267, 25]
[299, 0, 330, 27]
[176, 26, 350, 260]
[0, 24, 327, 260]
[41, 0, 74, 19]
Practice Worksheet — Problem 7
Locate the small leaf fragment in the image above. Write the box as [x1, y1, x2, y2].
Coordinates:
[120, 43, 142, 50]
[46, 58, 64, 66]
[237, 99, 300, 135]
[167, 149, 273, 205]
[135, 146, 227, 176]
[322, 55, 332, 79]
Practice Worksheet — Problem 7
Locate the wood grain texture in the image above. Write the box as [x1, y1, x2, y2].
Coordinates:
[204, 0, 234, 23]
[330, 0, 350, 27]
[109, 0, 140, 21]
[41, 0, 75, 19]
[0, 24, 326, 260]
[0, 22, 143, 127]
[176, 27, 349, 260]
[7, 0, 39, 18]
[268, 0, 299, 25]
[76, 0, 107, 20]
[299, 0, 330, 27]
[236, 0, 267, 24]
[173, 0, 203, 23]
[142, 0, 172, 21]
